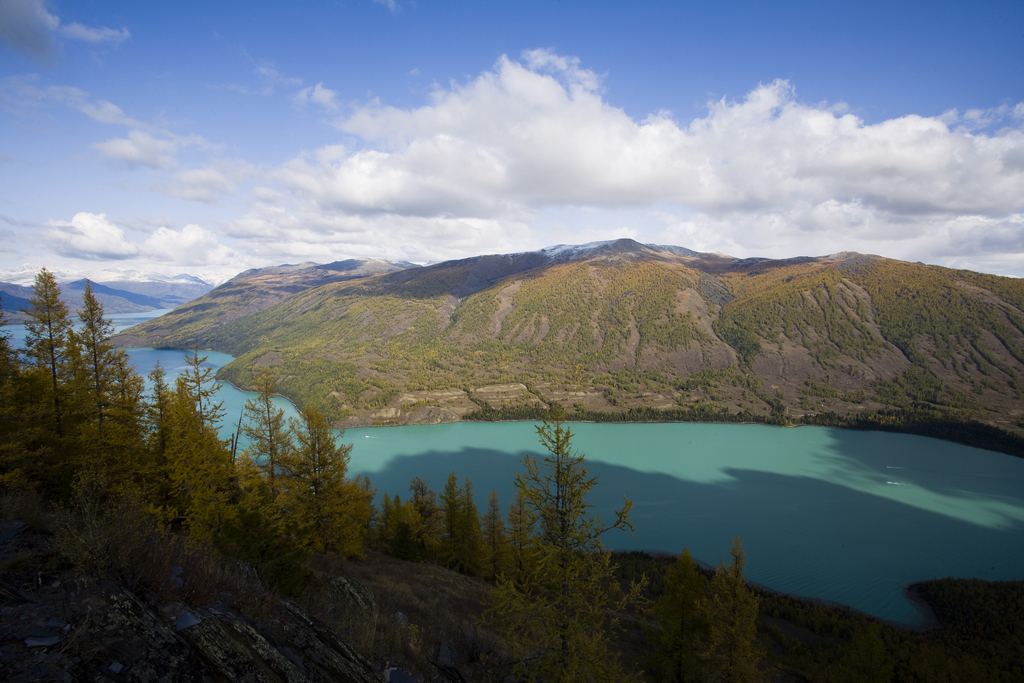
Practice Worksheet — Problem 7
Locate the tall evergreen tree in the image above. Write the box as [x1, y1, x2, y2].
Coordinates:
[651, 548, 710, 682]
[0, 302, 30, 491]
[281, 406, 371, 558]
[487, 405, 641, 683]
[482, 488, 509, 582]
[241, 370, 291, 499]
[460, 476, 484, 576]
[23, 267, 72, 439]
[506, 486, 536, 586]
[75, 281, 115, 436]
[697, 537, 764, 683]
[440, 471, 463, 566]
[408, 476, 443, 561]
[163, 350, 234, 541]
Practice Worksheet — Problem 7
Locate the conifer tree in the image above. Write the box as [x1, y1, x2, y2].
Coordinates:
[241, 370, 291, 499]
[75, 281, 115, 437]
[840, 623, 893, 683]
[0, 302, 30, 491]
[651, 548, 710, 682]
[440, 471, 463, 566]
[146, 363, 171, 463]
[23, 268, 72, 439]
[102, 350, 147, 483]
[487, 405, 642, 683]
[281, 406, 372, 558]
[460, 476, 484, 576]
[482, 488, 509, 582]
[163, 349, 234, 541]
[408, 476, 443, 560]
[697, 537, 764, 683]
[506, 486, 536, 585]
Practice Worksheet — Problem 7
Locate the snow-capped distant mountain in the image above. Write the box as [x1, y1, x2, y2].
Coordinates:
[0, 264, 216, 287]
[539, 239, 704, 262]
[0, 264, 218, 321]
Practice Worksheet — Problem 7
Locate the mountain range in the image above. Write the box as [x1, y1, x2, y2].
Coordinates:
[1, 268, 215, 322]
[111, 240, 1024, 436]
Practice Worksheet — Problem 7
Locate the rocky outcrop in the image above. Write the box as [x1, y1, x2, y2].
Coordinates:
[328, 577, 376, 614]
[1, 576, 386, 683]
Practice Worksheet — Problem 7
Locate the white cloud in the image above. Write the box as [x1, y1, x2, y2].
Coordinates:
[58, 22, 129, 45]
[142, 224, 237, 266]
[44, 212, 238, 268]
[293, 83, 339, 111]
[47, 212, 140, 260]
[226, 199, 532, 265]
[92, 130, 178, 169]
[0, 0, 128, 61]
[234, 50, 1024, 272]
[2, 75, 215, 172]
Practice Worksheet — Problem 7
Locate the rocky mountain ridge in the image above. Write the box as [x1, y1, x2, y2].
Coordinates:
[111, 240, 1024, 436]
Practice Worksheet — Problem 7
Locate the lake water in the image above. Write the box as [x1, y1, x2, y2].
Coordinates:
[6, 313, 1024, 625]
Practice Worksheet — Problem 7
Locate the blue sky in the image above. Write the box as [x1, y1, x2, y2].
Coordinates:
[1, 0, 1023, 282]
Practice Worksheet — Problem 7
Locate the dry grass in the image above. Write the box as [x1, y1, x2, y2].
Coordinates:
[303, 550, 512, 681]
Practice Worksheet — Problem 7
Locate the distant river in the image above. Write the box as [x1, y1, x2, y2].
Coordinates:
[7, 311, 1024, 625]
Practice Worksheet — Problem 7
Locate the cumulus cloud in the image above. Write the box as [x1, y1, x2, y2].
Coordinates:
[92, 131, 178, 169]
[47, 212, 140, 260]
[143, 223, 237, 266]
[226, 198, 532, 265]
[293, 83, 339, 111]
[0, 0, 128, 61]
[45, 212, 237, 267]
[242, 50, 1023, 271]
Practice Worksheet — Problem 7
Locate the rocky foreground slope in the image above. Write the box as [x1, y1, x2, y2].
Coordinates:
[0, 515, 481, 683]
[113, 240, 1024, 434]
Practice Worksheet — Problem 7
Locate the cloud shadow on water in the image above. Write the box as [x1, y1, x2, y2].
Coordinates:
[355, 444, 1024, 626]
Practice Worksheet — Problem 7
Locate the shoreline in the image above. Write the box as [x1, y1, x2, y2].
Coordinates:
[613, 548, 948, 632]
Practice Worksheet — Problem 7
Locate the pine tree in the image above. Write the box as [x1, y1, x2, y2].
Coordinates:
[651, 548, 710, 682]
[408, 476, 443, 561]
[241, 370, 291, 500]
[282, 406, 371, 558]
[75, 281, 115, 438]
[487, 405, 642, 683]
[102, 349, 147, 483]
[840, 623, 893, 683]
[162, 349, 234, 541]
[23, 268, 72, 439]
[460, 476, 484, 576]
[506, 486, 536, 585]
[440, 471, 463, 567]
[146, 363, 171, 462]
[0, 302, 30, 491]
[697, 537, 764, 683]
[482, 488, 509, 582]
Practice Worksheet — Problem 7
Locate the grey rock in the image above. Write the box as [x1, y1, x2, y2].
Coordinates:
[328, 576, 377, 614]
[174, 612, 201, 631]
[278, 599, 387, 683]
[25, 636, 61, 647]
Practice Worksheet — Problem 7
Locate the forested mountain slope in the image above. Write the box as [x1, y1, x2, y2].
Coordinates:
[113, 240, 1024, 435]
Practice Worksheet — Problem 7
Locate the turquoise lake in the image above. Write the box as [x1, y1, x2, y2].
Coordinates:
[7, 315, 1024, 625]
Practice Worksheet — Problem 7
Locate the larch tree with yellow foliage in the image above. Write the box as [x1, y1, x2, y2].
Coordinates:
[281, 406, 372, 558]
[487, 405, 643, 683]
